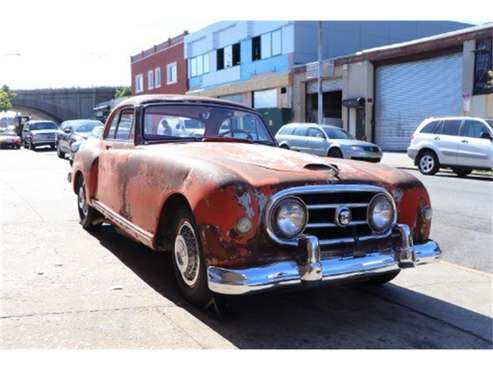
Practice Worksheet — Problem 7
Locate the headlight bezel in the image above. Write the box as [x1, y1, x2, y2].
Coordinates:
[268, 196, 308, 240]
[366, 193, 397, 234]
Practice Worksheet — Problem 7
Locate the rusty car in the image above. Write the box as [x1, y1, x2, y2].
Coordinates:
[70, 95, 441, 307]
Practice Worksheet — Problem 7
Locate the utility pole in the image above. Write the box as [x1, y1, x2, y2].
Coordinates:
[317, 21, 323, 125]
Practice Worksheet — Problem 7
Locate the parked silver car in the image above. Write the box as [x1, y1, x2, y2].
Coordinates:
[407, 116, 493, 176]
[275, 123, 382, 162]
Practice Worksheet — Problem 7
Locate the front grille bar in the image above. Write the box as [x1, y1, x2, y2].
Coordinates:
[306, 220, 368, 228]
[306, 203, 368, 210]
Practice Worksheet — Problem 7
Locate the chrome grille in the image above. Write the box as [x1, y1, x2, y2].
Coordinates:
[266, 184, 395, 247]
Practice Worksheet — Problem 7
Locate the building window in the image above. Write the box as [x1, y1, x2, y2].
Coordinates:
[148, 70, 154, 90]
[217, 43, 240, 71]
[189, 54, 209, 77]
[154, 67, 161, 88]
[252, 36, 261, 61]
[252, 29, 282, 62]
[167, 62, 177, 85]
[271, 29, 282, 56]
[473, 38, 493, 95]
[135, 74, 144, 93]
[253, 88, 277, 109]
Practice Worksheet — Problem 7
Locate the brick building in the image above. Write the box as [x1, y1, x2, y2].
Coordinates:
[130, 32, 188, 95]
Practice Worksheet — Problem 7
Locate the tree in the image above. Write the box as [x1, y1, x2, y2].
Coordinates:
[115, 86, 132, 98]
[0, 85, 16, 112]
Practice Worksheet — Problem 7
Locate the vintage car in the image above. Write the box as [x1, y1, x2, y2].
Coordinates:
[0, 129, 22, 149]
[70, 95, 441, 307]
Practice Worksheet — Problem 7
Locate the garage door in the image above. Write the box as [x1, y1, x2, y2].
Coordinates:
[375, 53, 462, 151]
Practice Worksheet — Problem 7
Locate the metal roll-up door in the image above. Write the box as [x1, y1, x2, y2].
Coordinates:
[375, 53, 463, 151]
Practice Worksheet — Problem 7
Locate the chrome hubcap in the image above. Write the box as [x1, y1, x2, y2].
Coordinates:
[419, 155, 434, 173]
[78, 184, 88, 217]
[174, 221, 200, 287]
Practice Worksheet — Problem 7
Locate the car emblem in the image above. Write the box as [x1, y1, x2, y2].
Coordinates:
[335, 206, 352, 227]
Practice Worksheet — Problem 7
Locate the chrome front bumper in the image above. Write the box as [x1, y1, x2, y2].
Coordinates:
[207, 224, 441, 295]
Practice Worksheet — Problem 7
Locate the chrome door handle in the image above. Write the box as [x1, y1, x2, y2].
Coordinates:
[434, 137, 440, 141]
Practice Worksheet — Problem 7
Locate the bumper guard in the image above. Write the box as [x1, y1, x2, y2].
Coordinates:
[207, 224, 441, 295]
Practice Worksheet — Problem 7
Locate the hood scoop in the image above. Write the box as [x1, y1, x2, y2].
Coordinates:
[304, 163, 339, 176]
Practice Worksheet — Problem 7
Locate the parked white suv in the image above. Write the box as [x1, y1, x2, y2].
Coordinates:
[407, 117, 493, 176]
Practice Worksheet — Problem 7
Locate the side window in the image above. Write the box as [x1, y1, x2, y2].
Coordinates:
[308, 128, 324, 138]
[439, 120, 461, 136]
[115, 111, 135, 141]
[293, 126, 307, 136]
[461, 120, 489, 138]
[106, 113, 120, 139]
[420, 120, 440, 134]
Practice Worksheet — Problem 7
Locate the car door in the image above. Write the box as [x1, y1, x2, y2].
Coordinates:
[305, 127, 327, 156]
[433, 119, 462, 166]
[96, 108, 135, 216]
[290, 126, 308, 152]
[456, 119, 493, 169]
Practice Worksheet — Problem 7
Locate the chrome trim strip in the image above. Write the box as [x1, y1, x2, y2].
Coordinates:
[265, 184, 396, 247]
[306, 220, 367, 228]
[307, 203, 368, 210]
[92, 200, 154, 244]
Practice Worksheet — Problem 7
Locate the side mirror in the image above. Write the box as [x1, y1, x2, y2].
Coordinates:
[480, 132, 493, 140]
[64, 127, 72, 134]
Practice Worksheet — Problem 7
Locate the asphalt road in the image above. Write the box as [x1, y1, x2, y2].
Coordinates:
[381, 152, 493, 273]
[0, 148, 492, 349]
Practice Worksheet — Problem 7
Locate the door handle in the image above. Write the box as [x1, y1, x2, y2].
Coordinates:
[433, 137, 440, 141]
[461, 139, 468, 144]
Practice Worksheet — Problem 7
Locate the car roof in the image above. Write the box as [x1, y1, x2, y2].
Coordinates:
[115, 94, 252, 111]
[62, 119, 102, 124]
[27, 120, 57, 124]
[426, 116, 487, 121]
[283, 122, 342, 129]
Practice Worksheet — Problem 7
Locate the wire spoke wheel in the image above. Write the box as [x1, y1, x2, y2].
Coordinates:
[78, 183, 89, 217]
[174, 221, 201, 287]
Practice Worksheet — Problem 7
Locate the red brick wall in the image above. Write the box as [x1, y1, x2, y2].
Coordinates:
[131, 41, 187, 95]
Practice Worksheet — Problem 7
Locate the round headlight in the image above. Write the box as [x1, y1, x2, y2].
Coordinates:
[368, 194, 395, 233]
[272, 197, 307, 239]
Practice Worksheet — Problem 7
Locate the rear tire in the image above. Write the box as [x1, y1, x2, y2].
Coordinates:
[328, 147, 343, 158]
[76, 175, 101, 231]
[453, 169, 472, 177]
[280, 144, 289, 150]
[170, 207, 211, 307]
[417, 150, 439, 175]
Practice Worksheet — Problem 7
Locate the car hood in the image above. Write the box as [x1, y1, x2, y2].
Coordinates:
[144, 142, 418, 190]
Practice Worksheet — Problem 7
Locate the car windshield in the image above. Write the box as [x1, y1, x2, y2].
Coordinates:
[143, 104, 274, 144]
[90, 126, 104, 138]
[322, 127, 355, 140]
[74, 121, 102, 133]
[30, 122, 57, 130]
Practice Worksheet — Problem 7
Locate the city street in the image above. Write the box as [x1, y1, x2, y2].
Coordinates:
[0, 148, 492, 349]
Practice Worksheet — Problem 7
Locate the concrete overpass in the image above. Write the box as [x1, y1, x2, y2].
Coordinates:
[12, 87, 117, 123]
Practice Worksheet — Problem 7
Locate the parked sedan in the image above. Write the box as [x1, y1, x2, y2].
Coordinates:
[275, 123, 382, 162]
[68, 125, 104, 165]
[407, 116, 493, 176]
[70, 94, 440, 308]
[22, 120, 58, 150]
[57, 119, 103, 159]
[0, 129, 22, 149]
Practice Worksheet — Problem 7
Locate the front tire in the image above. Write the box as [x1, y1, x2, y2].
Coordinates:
[328, 147, 343, 158]
[76, 176, 101, 231]
[364, 270, 400, 285]
[417, 150, 439, 175]
[57, 145, 65, 158]
[170, 208, 211, 307]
